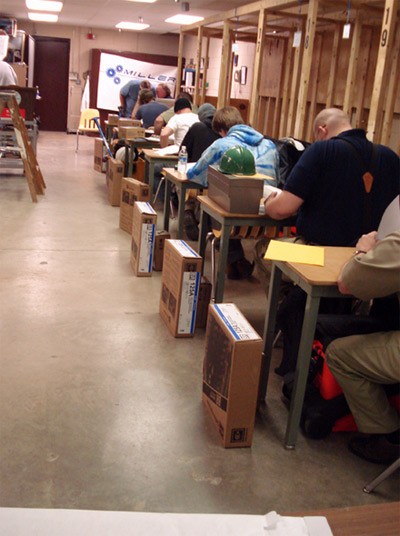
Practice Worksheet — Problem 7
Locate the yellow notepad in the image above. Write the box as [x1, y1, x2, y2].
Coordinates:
[264, 240, 325, 266]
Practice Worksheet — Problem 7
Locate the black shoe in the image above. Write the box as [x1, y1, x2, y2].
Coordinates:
[184, 210, 199, 241]
[348, 434, 400, 464]
[226, 258, 255, 280]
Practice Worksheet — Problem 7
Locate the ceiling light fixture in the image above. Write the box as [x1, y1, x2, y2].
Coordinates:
[26, 0, 63, 12]
[28, 12, 58, 21]
[116, 21, 150, 30]
[124, 0, 157, 3]
[165, 14, 203, 25]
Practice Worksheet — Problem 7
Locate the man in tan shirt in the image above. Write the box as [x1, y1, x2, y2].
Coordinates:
[326, 229, 400, 464]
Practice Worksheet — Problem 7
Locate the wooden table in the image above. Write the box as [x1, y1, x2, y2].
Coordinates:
[260, 246, 354, 448]
[124, 138, 162, 178]
[162, 168, 205, 238]
[141, 149, 178, 203]
[290, 502, 400, 536]
[197, 195, 295, 303]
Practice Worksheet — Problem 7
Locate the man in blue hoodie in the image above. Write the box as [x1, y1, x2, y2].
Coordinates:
[187, 106, 279, 188]
[187, 106, 279, 279]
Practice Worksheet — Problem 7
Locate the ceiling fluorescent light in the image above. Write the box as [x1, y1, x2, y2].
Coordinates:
[124, 0, 157, 3]
[116, 22, 150, 30]
[165, 15, 204, 24]
[26, 0, 63, 12]
[28, 12, 58, 22]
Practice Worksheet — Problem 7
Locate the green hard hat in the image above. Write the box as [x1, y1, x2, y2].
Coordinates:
[218, 145, 256, 175]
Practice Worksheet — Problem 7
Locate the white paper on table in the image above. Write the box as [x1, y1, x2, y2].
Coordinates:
[377, 195, 400, 240]
[263, 184, 282, 200]
[263, 511, 333, 536]
[153, 144, 180, 156]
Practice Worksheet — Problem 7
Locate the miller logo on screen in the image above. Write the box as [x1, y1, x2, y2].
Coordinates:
[106, 64, 176, 85]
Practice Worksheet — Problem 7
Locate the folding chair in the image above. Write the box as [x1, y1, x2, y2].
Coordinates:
[76, 108, 100, 152]
[363, 457, 400, 493]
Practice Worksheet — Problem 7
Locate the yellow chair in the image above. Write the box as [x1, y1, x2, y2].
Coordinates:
[75, 108, 100, 152]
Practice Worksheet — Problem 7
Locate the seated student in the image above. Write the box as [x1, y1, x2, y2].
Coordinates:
[154, 91, 198, 135]
[263, 107, 400, 376]
[160, 98, 199, 148]
[187, 106, 279, 279]
[326, 229, 400, 464]
[156, 83, 173, 99]
[119, 79, 154, 119]
[135, 89, 168, 129]
[181, 103, 220, 241]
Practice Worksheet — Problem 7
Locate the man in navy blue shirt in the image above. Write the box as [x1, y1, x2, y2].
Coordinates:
[264, 108, 399, 246]
[119, 79, 155, 118]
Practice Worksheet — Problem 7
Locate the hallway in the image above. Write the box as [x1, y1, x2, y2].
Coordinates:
[0, 132, 398, 514]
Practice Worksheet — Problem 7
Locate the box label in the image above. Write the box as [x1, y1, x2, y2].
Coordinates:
[214, 304, 260, 341]
[178, 271, 200, 334]
[138, 223, 155, 273]
[172, 240, 200, 258]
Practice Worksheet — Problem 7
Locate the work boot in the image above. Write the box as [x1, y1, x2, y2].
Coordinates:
[348, 434, 400, 464]
[184, 210, 199, 241]
[226, 258, 254, 280]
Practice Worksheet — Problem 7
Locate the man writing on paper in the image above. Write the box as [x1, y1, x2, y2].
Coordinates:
[326, 229, 400, 464]
[263, 107, 399, 376]
[160, 97, 199, 148]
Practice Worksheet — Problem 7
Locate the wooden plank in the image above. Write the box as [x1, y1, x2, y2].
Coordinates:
[279, 34, 294, 138]
[354, 26, 373, 127]
[343, 10, 364, 117]
[249, 8, 267, 127]
[367, 0, 398, 141]
[326, 24, 340, 107]
[381, 25, 400, 145]
[258, 96, 267, 132]
[200, 37, 210, 105]
[294, 0, 319, 139]
[306, 33, 323, 140]
[176, 32, 184, 95]
[194, 26, 203, 107]
[217, 21, 231, 108]
[287, 21, 304, 136]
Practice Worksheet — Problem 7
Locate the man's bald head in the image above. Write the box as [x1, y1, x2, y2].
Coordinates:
[313, 108, 353, 141]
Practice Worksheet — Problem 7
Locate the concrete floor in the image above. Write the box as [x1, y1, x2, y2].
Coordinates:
[0, 132, 398, 514]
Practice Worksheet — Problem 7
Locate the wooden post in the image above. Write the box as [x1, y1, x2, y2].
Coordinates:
[325, 24, 340, 108]
[194, 26, 203, 107]
[367, 0, 398, 142]
[354, 27, 373, 128]
[279, 34, 294, 138]
[343, 10, 363, 118]
[217, 21, 231, 108]
[249, 8, 267, 127]
[287, 22, 304, 136]
[294, 0, 319, 139]
[176, 31, 185, 97]
[200, 37, 210, 105]
[381, 26, 400, 146]
[306, 33, 323, 140]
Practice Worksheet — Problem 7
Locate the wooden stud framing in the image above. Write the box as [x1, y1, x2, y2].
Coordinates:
[279, 33, 294, 138]
[217, 21, 232, 108]
[354, 26, 373, 128]
[343, 10, 364, 117]
[176, 32, 184, 95]
[381, 26, 400, 145]
[287, 21, 304, 136]
[200, 37, 210, 105]
[325, 24, 340, 108]
[367, 0, 398, 141]
[194, 26, 203, 107]
[294, 0, 319, 139]
[306, 33, 323, 140]
[249, 8, 267, 127]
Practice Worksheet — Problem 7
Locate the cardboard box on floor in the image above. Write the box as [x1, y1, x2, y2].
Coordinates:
[130, 202, 157, 277]
[132, 157, 146, 182]
[106, 158, 124, 206]
[195, 276, 212, 329]
[202, 303, 262, 448]
[160, 240, 202, 338]
[153, 231, 171, 271]
[120, 178, 151, 233]
[94, 138, 107, 173]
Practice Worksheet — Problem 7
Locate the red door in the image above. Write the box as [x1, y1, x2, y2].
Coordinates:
[33, 36, 70, 131]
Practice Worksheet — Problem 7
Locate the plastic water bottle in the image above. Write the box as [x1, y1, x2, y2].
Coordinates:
[178, 145, 188, 174]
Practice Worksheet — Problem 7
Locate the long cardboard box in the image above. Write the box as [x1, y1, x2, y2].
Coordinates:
[195, 276, 212, 329]
[130, 202, 157, 277]
[160, 240, 202, 338]
[118, 118, 142, 128]
[202, 303, 262, 448]
[106, 158, 124, 206]
[119, 177, 151, 233]
[153, 231, 171, 271]
[94, 138, 107, 173]
[118, 126, 146, 139]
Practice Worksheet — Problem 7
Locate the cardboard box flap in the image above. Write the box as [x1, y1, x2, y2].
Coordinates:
[135, 201, 157, 215]
[213, 304, 261, 341]
[169, 239, 201, 258]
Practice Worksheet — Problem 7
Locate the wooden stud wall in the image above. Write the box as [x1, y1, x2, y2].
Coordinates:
[179, 0, 400, 151]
